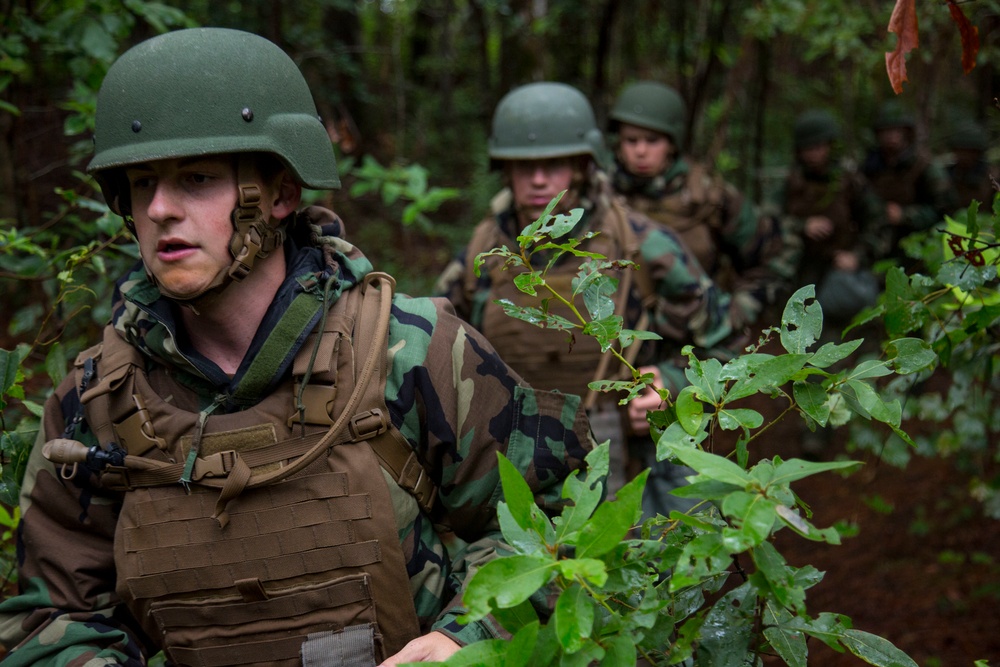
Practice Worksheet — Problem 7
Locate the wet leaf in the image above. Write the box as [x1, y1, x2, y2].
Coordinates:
[886, 0, 919, 94]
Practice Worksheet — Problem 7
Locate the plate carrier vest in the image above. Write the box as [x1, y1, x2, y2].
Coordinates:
[463, 196, 653, 408]
[58, 273, 437, 667]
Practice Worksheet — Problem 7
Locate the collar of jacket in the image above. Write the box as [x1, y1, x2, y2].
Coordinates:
[610, 156, 689, 199]
[111, 206, 374, 409]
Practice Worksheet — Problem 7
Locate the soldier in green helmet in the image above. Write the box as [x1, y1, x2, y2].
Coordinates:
[861, 100, 956, 260]
[945, 119, 995, 211]
[0, 29, 594, 667]
[607, 80, 798, 332]
[435, 81, 735, 522]
[771, 109, 886, 456]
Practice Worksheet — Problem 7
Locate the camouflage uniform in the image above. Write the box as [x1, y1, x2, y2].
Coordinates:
[0, 209, 591, 666]
[610, 158, 798, 329]
[436, 177, 732, 400]
[861, 104, 956, 259]
[608, 81, 798, 331]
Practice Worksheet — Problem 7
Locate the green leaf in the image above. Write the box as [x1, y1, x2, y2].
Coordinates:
[841, 629, 918, 667]
[513, 272, 544, 296]
[720, 491, 778, 548]
[554, 584, 595, 653]
[581, 273, 617, 322]
[0, 347, 24, 398]
[808, 339, 863, 368]
[497, 502, 547, 553]
[762, 602, 807, 667]
[884, 337, 936, 375]
[771, 457, 861, 486]
[780, 285, 823, 354]
[460, 554, 556, 622]
[665, 441, 751, 487]
[599, 634, 637, 667]
[44, 342, 67, 388]
[438, 638, 509, 666]
[582, 315, 624, 352]
[717, 407, 764, 431]
[498, 453, 537, 530]
[574, 470, 647, 558]
[675, 385, 704, 435]
[554, 557, 608, 587]
[793, 380, 830, 426]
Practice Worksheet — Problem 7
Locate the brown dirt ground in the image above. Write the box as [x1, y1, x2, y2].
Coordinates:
[752, 378, 1000, 667]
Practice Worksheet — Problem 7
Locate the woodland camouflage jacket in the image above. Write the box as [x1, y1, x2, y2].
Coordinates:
[0, 207, 592, 666]
[434, 178, 735, 396]
[610, 158, 800, 329]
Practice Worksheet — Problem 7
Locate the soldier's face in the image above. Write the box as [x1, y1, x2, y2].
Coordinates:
[127, 156, 238, 299]
[798, 142, 831, 171]
[617, 124, 673, 177]
[508, 158, 577, 222]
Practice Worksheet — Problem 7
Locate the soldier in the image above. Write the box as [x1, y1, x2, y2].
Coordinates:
[945, 119, 995, 211]
[607, 81, 797, 332]
[435, 81, 733, 521]
[774, 109, 883, 328]
[861, 100, 956, 260]
[773, 110, 885, 457]
[0, 29, 593, 667]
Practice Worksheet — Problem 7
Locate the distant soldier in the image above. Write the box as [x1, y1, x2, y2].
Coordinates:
[945, 119, 995, 211]
[774, 109, 883, 328]
[861, 100, 956, 260]
[436, 82, 734, 520]
[607, 81, 798, 331]
[772, 109, 884, 457]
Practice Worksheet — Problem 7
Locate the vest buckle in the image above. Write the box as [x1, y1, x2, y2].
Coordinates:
[349, 409, 388, 441]
[192, 450, 238, 480]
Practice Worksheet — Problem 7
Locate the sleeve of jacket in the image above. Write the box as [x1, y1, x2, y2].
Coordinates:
[633, 217, 734, 350]
[383, 295, 593, 645]
[719, 181, 800, 326]
[0, 380, 148, 666]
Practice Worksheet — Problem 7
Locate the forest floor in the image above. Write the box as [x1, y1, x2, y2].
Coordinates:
[751, 374, 1000, 667]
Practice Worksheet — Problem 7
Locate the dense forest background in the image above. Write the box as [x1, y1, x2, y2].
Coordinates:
[4, 0, 1000, 281]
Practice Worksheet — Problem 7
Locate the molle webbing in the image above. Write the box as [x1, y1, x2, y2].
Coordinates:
[76, 273, 437, 516]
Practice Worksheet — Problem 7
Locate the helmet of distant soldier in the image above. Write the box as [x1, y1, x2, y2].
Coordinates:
[872, 100, 916, 131]
[947, 120, 989, 152]
[608, 81, 687, 148]
[488, 82, 606, 166]
[793, 109, 841, 150]
[88, 27, 339, 215]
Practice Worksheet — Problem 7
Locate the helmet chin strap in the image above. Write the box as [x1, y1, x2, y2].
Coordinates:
[151, 157, 287, 307]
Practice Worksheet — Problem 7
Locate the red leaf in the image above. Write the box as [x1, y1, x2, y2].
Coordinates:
[885, 0, 919, 94]
[947, 0, 980, 74]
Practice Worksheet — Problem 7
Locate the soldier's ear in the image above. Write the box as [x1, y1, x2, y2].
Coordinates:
[271, 173, 301, 221]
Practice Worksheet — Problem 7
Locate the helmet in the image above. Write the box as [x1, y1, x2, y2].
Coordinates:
[872, 100, 915, 131]
[793, 109, 841, 150]
[88, 28, 339, 302]
[609, 81, 686, 147]
[89, 27, 339, 207]
[487, 82, 605, 164]
[948, 120, 988, 152]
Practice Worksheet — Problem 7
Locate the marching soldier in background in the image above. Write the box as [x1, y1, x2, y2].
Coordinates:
[607, 80, 799, 333]
[945, 119, 995, 212]
[436, 82, 734, 521]
[861, 100, 956, 261]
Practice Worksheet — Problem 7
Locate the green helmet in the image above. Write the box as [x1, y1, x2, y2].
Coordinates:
[948, 120, 988, 151]
[872, 100, 915, 131]
[609, 81, 686, 147]
[88, 27, 339, 208]
[88, 28, 339, 302]
[793, 109, 841, 150]
[487, 82, 605, 163]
